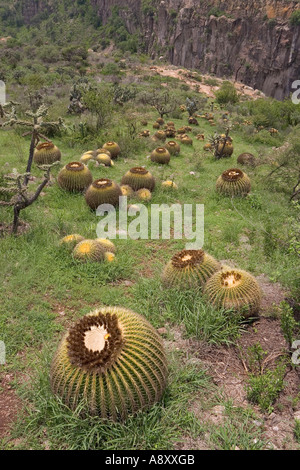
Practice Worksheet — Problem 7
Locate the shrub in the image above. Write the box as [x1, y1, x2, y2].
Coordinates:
[215, 81, 239, 105]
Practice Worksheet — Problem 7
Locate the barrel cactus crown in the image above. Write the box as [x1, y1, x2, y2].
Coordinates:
[150, 147, 171, 165]
[216, 168, 251, 197]
[162, 249, 220, 290]
[57, 162, 93, 192]
[102, 141, 120, 159]
[59, 234, 85, 251]
[50, 306, 168, 420]
[73, 239, 106, 263]
[33, 142, 61, 165]
[121, 167, 155, 192]
[165, 141, 180, 156]
[85, 178, 122, 209]
[204, 268, 262, 317]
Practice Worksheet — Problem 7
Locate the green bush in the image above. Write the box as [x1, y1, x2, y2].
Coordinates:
[215, 81, 239, 105]
[290, 10, 300, 26]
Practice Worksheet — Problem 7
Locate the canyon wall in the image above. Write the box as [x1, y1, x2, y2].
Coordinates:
[92, 0, 300, 100]
[19, 0, 300, 99]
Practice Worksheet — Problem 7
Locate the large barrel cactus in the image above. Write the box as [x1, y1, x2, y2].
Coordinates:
[216, 168, 251, 197]
[50, 306, 168, 420]
[162, 249, 220, 290]
[204, 267, 262, 317]
[33, 142, 61, 165]
[57, 162, 93, 192]
[85, 178, 122, 209]
[121, 167, 155, 192]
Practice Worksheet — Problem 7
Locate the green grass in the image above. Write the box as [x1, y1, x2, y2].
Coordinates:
[0, 85, 299, 450]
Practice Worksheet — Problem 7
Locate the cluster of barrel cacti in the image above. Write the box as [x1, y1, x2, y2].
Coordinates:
[60, 233, 117, 264]
[161, 248, 262, 318]
[47, 105, 266, 426]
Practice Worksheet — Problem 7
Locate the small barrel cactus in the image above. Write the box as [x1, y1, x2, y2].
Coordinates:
[204, 267, 262, 317]
[57, 162, 93, 192]
[73, 239, 106, 263]
[162, 249, 220, 290]
[95, 153, 114, 167]
[161, 180, 178, 190]
[85, 178, 122, 209]
[150, 147, 171, 165]
[121, 167, 155, 192]
[156, 117, 164, 126]
[120, 184, 135, 198]
[165, 141, 180, 156]
[237, 153, 256, 167]
[154, 130, 167, 142]
[59, 234, 85, 251]
[216, 141, 234, 158]
[102, 141, 120, 159]
[33, 142, 61, 165]
[180, 135, 193, 145]
[136, 188, 152, 201]
[50, 306, 168, 420]
[96, 148, 112, 158]
[203, 143, 212, 151]
[80, 153, 94, 165]
[216, 168, 251, 197]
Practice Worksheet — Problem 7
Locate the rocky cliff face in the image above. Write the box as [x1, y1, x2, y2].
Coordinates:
[19, 0, 300, 100]
[92, 0, 300, 100]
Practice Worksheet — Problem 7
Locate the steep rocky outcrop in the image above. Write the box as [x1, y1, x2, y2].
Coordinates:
[93, 0, 300, 100]
[18, 0, 300, 99]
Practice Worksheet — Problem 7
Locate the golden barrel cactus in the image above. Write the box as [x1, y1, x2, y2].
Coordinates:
[150, 147, 171, 165]
[57, 162, 93, 192]
[85, 178, 122, 209]
[102, 142, 120, 159]
[73, 239, 106, 263]
[121, 167, 155, 192]
[59, 234, 85, 251]
[33, 142, 61, 165]
[204, 268, 262, 317]
[165, 141, 180, 156]
[162, 249, 220, 290]
[216, 168, 251, 197]
[50, 306, 168, 420]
